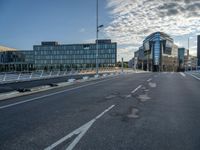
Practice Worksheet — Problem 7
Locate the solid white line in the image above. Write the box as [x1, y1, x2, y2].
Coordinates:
[131, 85, 142, 94]
[44, 105, 115, 150]
[179, 72, 186, 77]
[187, 72, 200, 81]
[126, 94, 132, 98]
[147, 78, 152, 82]
[0, 77, 118, 110]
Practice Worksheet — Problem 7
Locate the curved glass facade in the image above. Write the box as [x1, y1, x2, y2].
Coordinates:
[137, 32, 178, 72]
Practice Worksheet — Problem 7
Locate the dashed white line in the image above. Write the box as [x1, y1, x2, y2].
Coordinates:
[147, 78, 152, 82]
[179, 72, 186, 77]
[131, 85, 142, 94]
[0, 77, 118, 110]
[44, 105, 115, 150]
[126, 94, 132, 98]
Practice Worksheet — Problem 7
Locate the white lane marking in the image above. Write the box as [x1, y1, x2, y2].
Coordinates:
[131, 85, 142, 94]
[147, 78, 152, 82]
[179, 72, 186, 77]
[126, 94, 132, 98]
[187, 73, 200, 81]
[0, 77, 118, 110]
[105, 95, 116, 99]
[44, 105, 115, 150]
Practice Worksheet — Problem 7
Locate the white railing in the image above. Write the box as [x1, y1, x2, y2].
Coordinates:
[0, 68, 123, 84]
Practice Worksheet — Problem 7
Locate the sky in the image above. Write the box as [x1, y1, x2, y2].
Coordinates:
[0, 0, 200, 61]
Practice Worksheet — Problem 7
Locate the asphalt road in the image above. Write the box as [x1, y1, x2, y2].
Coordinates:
[0, 72, 200, 150]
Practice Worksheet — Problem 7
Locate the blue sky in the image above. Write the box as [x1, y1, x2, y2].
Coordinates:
[0, 0, 109, 48]
[0, 0, 200, 61]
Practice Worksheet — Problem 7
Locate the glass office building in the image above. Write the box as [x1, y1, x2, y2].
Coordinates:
[197, 35, 200, 66]
[143, 32, 178, 72]
[0, 50, 34, 71]
[178, 48, 186, 70]
[33, 39, 117, 70]
[134, 32, 178, 72]
[134, 46, 145, 69]
[0, 39, 117, 71]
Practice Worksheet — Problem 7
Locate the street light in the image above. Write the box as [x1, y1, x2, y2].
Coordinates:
[96, 0, 103, 75]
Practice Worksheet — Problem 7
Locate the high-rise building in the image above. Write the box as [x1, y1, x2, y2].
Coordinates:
[197, 35, 200, 66]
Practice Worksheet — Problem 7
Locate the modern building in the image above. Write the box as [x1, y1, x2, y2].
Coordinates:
[134, 32, 179, 72]
[0, 39, 117, 71]
[0, 50, 34, 71]
[178, 48, 191, 71]
[197, 35, 200, 66]
[33, 39, 117, 70]
[178, 48, 186, 71]
[134, 46, 145, 70]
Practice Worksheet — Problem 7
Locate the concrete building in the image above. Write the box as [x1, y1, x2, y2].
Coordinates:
[0, 50, 34, 71]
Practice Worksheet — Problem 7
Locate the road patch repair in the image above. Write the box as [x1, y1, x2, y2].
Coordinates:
[148, 82, 157, 88]
[138, 94, 151, 102]
[127, 107, 139, 119]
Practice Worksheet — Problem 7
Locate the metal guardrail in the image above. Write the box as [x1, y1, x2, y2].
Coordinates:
[0, 68, 124, 84]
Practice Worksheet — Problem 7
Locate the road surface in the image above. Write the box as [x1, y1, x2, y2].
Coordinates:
[0, 72, 200, 150]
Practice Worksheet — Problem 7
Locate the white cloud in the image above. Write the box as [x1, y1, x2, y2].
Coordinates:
[105, 0, 200, 58]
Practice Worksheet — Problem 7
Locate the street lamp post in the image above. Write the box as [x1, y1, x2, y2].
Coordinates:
[96, 0, 99, 76]
[96, 0, 103, 76]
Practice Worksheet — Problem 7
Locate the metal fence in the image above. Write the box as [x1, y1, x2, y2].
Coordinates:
[0, 68, 122, 84]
